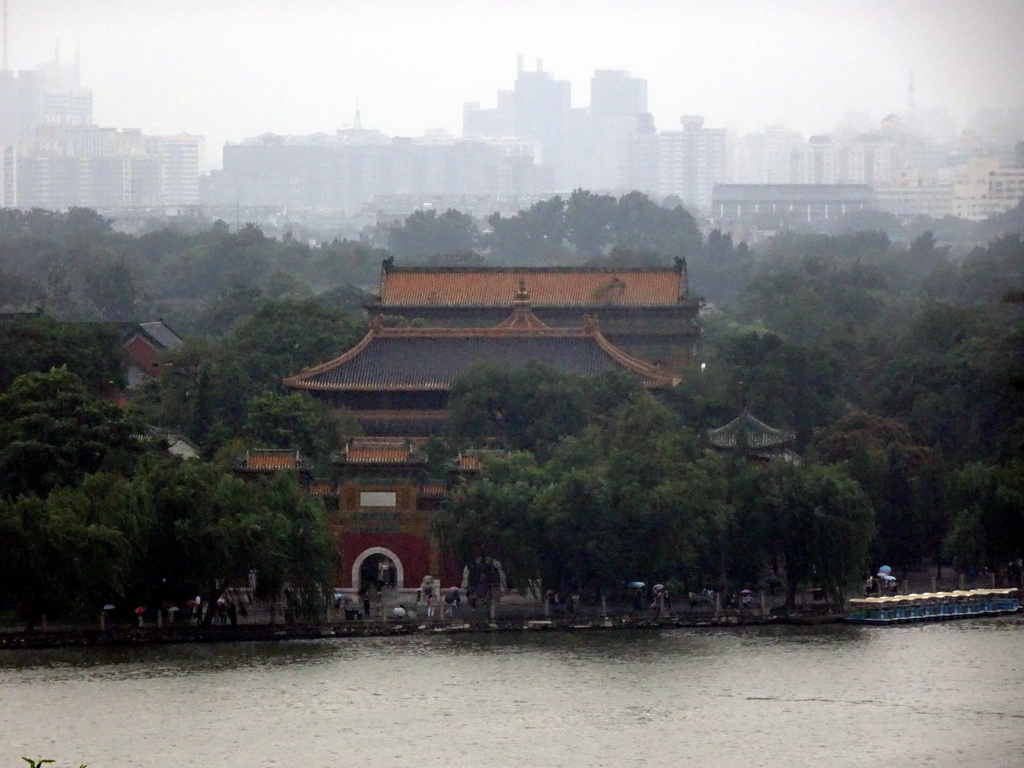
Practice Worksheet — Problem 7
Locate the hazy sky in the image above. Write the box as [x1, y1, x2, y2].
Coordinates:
[9, 0, 1024, 167]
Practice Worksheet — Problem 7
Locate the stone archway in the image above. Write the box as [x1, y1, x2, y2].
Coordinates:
[351, 546, 405, 592]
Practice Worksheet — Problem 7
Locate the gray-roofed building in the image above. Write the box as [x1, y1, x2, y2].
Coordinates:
[712, 183, 872, 224]
[121, 320, 183, 387]
[284, 303, 678, 436]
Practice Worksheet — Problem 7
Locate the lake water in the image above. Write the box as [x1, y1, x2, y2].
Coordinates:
[2, 618, 1023, 767]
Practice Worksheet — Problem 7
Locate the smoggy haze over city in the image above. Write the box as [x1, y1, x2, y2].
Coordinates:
[9, 0, 1024, 167]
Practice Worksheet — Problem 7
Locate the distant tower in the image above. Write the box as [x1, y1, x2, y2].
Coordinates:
[354, 100, 362, 130]
[907, 70, 916, 116]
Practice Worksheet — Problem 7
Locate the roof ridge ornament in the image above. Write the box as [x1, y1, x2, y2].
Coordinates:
[514, 278, 530, 306]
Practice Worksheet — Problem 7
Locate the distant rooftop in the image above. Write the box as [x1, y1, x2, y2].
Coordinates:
[713, 184, 872, 203]
[375, 263, 688, 308]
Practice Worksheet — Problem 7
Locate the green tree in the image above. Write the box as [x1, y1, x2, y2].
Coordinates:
[564, 189, 617, 258]
[0, 473, 144, 628]
[0, 316, 125, 392]
[387, 209, 480, 261]
[486, 196, 571, 265]
[443, 452, 548, 594]
[244, 390, 342, 464]
[741, 461, 874, 607]
[812, 412, 944, 575]
[83, 258, 139, 320]
[944, 460, 1024, 572]
[446, 362, 589, 456]
[137, 461, 334, 624]
[0, 368, 141, 500]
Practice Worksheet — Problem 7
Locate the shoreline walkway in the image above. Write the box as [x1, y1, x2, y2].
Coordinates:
[0, 606, 842, 651]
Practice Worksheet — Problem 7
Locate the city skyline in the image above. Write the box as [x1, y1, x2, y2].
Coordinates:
[8, 0, 1024, 168]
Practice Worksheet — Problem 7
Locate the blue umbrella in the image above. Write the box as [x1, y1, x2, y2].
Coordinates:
[628, 581, 646, 589]
[879, 565, 892, 575]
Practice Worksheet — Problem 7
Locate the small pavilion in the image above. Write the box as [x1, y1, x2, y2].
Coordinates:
[705, 410, 799, 462]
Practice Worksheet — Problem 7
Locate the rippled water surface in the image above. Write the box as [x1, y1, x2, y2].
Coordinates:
[2, 619, 1023, 767]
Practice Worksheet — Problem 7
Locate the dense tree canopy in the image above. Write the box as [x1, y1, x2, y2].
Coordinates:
[0, 368, 142, 500]
[1, 197, 1023, 621]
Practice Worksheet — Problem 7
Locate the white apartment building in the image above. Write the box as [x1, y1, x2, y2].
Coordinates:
[987, 165, 1024, 212]
[792, 137, 840, 184]
[844, 139, 897, 185]
[953, 157, 1024, 221]
[0, 145, 15, 206]
[730, 126, 803, 184]
[873, 184, 954, 218]
[16, 125, 189, 209]
[159, 133, 205, 206]
[658, 116, 728, 211]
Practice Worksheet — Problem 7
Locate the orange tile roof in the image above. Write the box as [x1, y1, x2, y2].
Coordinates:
[419, 482, 447, 496]
[308, 482, 337, 497]
[344, 438, 420, 464]
[459, 454, 482, 471]
[243, 449, 301, 470]
[378, 267, 685, 308]
[455, 449, 510, 471]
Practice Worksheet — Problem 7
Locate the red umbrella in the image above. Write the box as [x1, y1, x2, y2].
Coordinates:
[134, 606, 146, 615]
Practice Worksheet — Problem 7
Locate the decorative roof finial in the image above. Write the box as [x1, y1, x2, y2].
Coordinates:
[514, 278, 530, 306]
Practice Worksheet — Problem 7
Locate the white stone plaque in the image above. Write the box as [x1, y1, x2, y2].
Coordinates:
[360, 491, 397, 507]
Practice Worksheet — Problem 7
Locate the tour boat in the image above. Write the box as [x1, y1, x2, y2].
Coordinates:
[846, 588, 1021, 624]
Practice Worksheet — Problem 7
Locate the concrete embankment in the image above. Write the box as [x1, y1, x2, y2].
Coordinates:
[0, 611, 845, 650]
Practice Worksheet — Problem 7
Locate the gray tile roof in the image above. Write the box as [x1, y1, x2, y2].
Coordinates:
[287, 335, 653, 391]
[135, 321, 183, 350]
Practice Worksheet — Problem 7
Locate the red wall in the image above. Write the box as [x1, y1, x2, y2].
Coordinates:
[124, 336, 164, 377]
[340, 531, 433, 589]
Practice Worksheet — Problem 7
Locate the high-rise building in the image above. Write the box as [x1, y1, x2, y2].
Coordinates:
[159, 133, 205, 206]
[211, 130, 544, 212]
[953, 157, 1024, 221]
[17, 125, 162, 209]
[792, 135, 839, 184]
[463, 59, 582, 190]
[732, 126, 803, 185]
[587, 70, 654, 192]
[590, 69, 647, 118]
[0, 55, 92, 147]
[0, 145, 15, 206]
[658, 116, 728, 211]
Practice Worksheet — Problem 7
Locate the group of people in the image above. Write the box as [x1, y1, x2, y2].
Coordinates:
[419, 585, 462, 618]
[182, 597, 240, 625]
[127, 596, 243, 627]
[546, 590, 580, 615]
